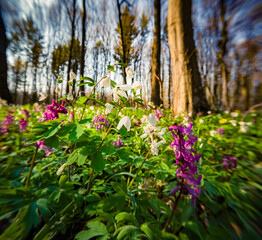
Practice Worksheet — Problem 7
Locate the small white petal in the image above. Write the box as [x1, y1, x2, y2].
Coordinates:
[67, 92, 73, 101]
[120, 84, 132, 91]
[57, 163, 66, 176]
[148, 113, 157, 126]
[70, 71, 76, 81]
[39, 92, 48, 101]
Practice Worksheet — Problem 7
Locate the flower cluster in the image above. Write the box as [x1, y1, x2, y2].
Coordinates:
[22, 109, 31, 118]
[1, 111, 15, 133]
[140, 113, 166, 156]
[39, 100, 68, 122]
[34, 140, 53, 156]
[19, 118, 28, 132]
[222, 155, 237, 169]
[154, 109, 163, 120]
[169, 123, 202, 206]
[112, 135, 123, 148]
[93, 114, 109, 131]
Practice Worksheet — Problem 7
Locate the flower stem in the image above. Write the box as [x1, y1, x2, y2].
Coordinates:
[25, 147, 39, 187]
[128, 147, 151, 189]
[86, 108, 121, 193]
[163, 190, 182, 232]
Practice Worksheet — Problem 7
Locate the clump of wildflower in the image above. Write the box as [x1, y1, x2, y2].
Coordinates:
[219, 118, 227, 124]
[154, 109, 163, 120]
[39, 99, 68, 122]
[19, 118, 28, 131]
[22, 109, 30, 118]
[112, 136, 123, 148]
[1, 111, 15, 133]
[217, 127, 224, 135]
[34, 140, 53, 156]
[169, 122, 202, 206]
[222, 155, 237, 169]
[93, 114, 109, 131]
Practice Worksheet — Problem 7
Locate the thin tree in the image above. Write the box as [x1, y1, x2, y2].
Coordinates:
[151, 0, 161, 106]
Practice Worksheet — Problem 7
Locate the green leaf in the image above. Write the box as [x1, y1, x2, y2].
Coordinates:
[110, 80, 117, 88]
[44, 136, 59, 148]
[44, 124, 60, 139]
[57, 97, 67, 101]
[90, 98, 105, 107]
[77, 82, 95, 87]
[91, 152, 105, 172]
[77, 152, 87, 166]
[115, 225, 138, 239]
[69, 124, 84, 141]
[115, 212, 137, 225]
[75, 221, 108, 240]
[117, 62, 127, 67]
[107, 65, 116, 72]
[76, 96, 88, 105]
[66, 151, 78, 166]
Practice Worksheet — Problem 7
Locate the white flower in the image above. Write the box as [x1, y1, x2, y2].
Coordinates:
[117, 116, 131, 131]
[55, 86, 60, 93]
[224, 110, 229, 114]
[207, 111, 212, 115]
[229, 120, 237, 126]
[151, 139, 166, 156]
[210, 130, 217, 137]
[199, 143, 203, 149]
[148, 113, 157, 126]
[246, 122, 252, 126]
[231, 112, 238, 118]
[239, 121, 245, 126]
[39, 92, 48, 101]
[100, 75, 111, 88]
[126, 67, 135, 79]
[70, 71, 76, 81]
[132, 81, 141, 91]
[240, 125, 248, 133]
[86, 123, 92, 129]
[67, 92, 73, 101]
[110, 83, 131, 102]
[57, 163, 66, 176]
[188, 112, 192, 117]
[141, 115, 148, 124]
[198, 138, 202, 142]
[105, 103, 113, 115]
[90, 106, 95, 110]
[199, 119, 204, 124]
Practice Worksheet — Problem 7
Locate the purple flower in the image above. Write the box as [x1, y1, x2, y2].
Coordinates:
[154, 109, 163, 120]
[222, 155, 237, 169]
[217, 127, 224, 135]
[39, 100, 68, 122]
[34, 140, 54, 156]
[1, 111, 15, 133]
[112, 135, 123, 148]
[22, 109, 30, 118]
[19, 118, 28, 131]
[169, 122, 202, 206]
[93, 114, 109, 131]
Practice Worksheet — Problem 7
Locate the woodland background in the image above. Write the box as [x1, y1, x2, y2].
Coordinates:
[0, 0, 262, 114]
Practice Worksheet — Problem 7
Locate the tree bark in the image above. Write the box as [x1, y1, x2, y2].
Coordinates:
[0, 12, 12, 103]
[151, 0, 161, 106]
[80, 0, 86, 96]
[116, 0, 127, 84]
[168, 0, 209, 115]
[66, 0, 76, 94]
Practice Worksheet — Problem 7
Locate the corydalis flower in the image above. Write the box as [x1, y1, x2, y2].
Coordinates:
[39, 92, 48, 101]
[22, 109, 30, 118]
[117, 116, 131, 131]
[169, 122, 202, 206]
[154, 109, 163, 120]
[112, 135, 123, 148]
[1, 111, 14, 133]
[39, 99, 68, 122]
[126, 67, 135, 79]
[217, 127, 224, 135]
[19, 118, 28, 131]
[93, 114, 109, 131]
[34, 140, 54, 156]
[222, 155, 237, 169]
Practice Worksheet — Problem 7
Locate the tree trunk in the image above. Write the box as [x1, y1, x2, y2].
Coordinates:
[66, 0, 76, 94]
[168, 0, 208, 115]
[151, 0, 161, 106]
[80, 0, 86, 96]
[0, 12, 12, 103]
[116, 0, 127, 84]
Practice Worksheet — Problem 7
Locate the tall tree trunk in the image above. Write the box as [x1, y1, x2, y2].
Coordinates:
[151, 0, 161, 106]
[32, 66, 38, 103]
[116, 0, 127, 84]
[218, 0, 229, 110]
[0, 12, 12, 103]
[66, 0, 76, 94]
[168, 0, 208, 115]
[80, 0, 86, 96]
